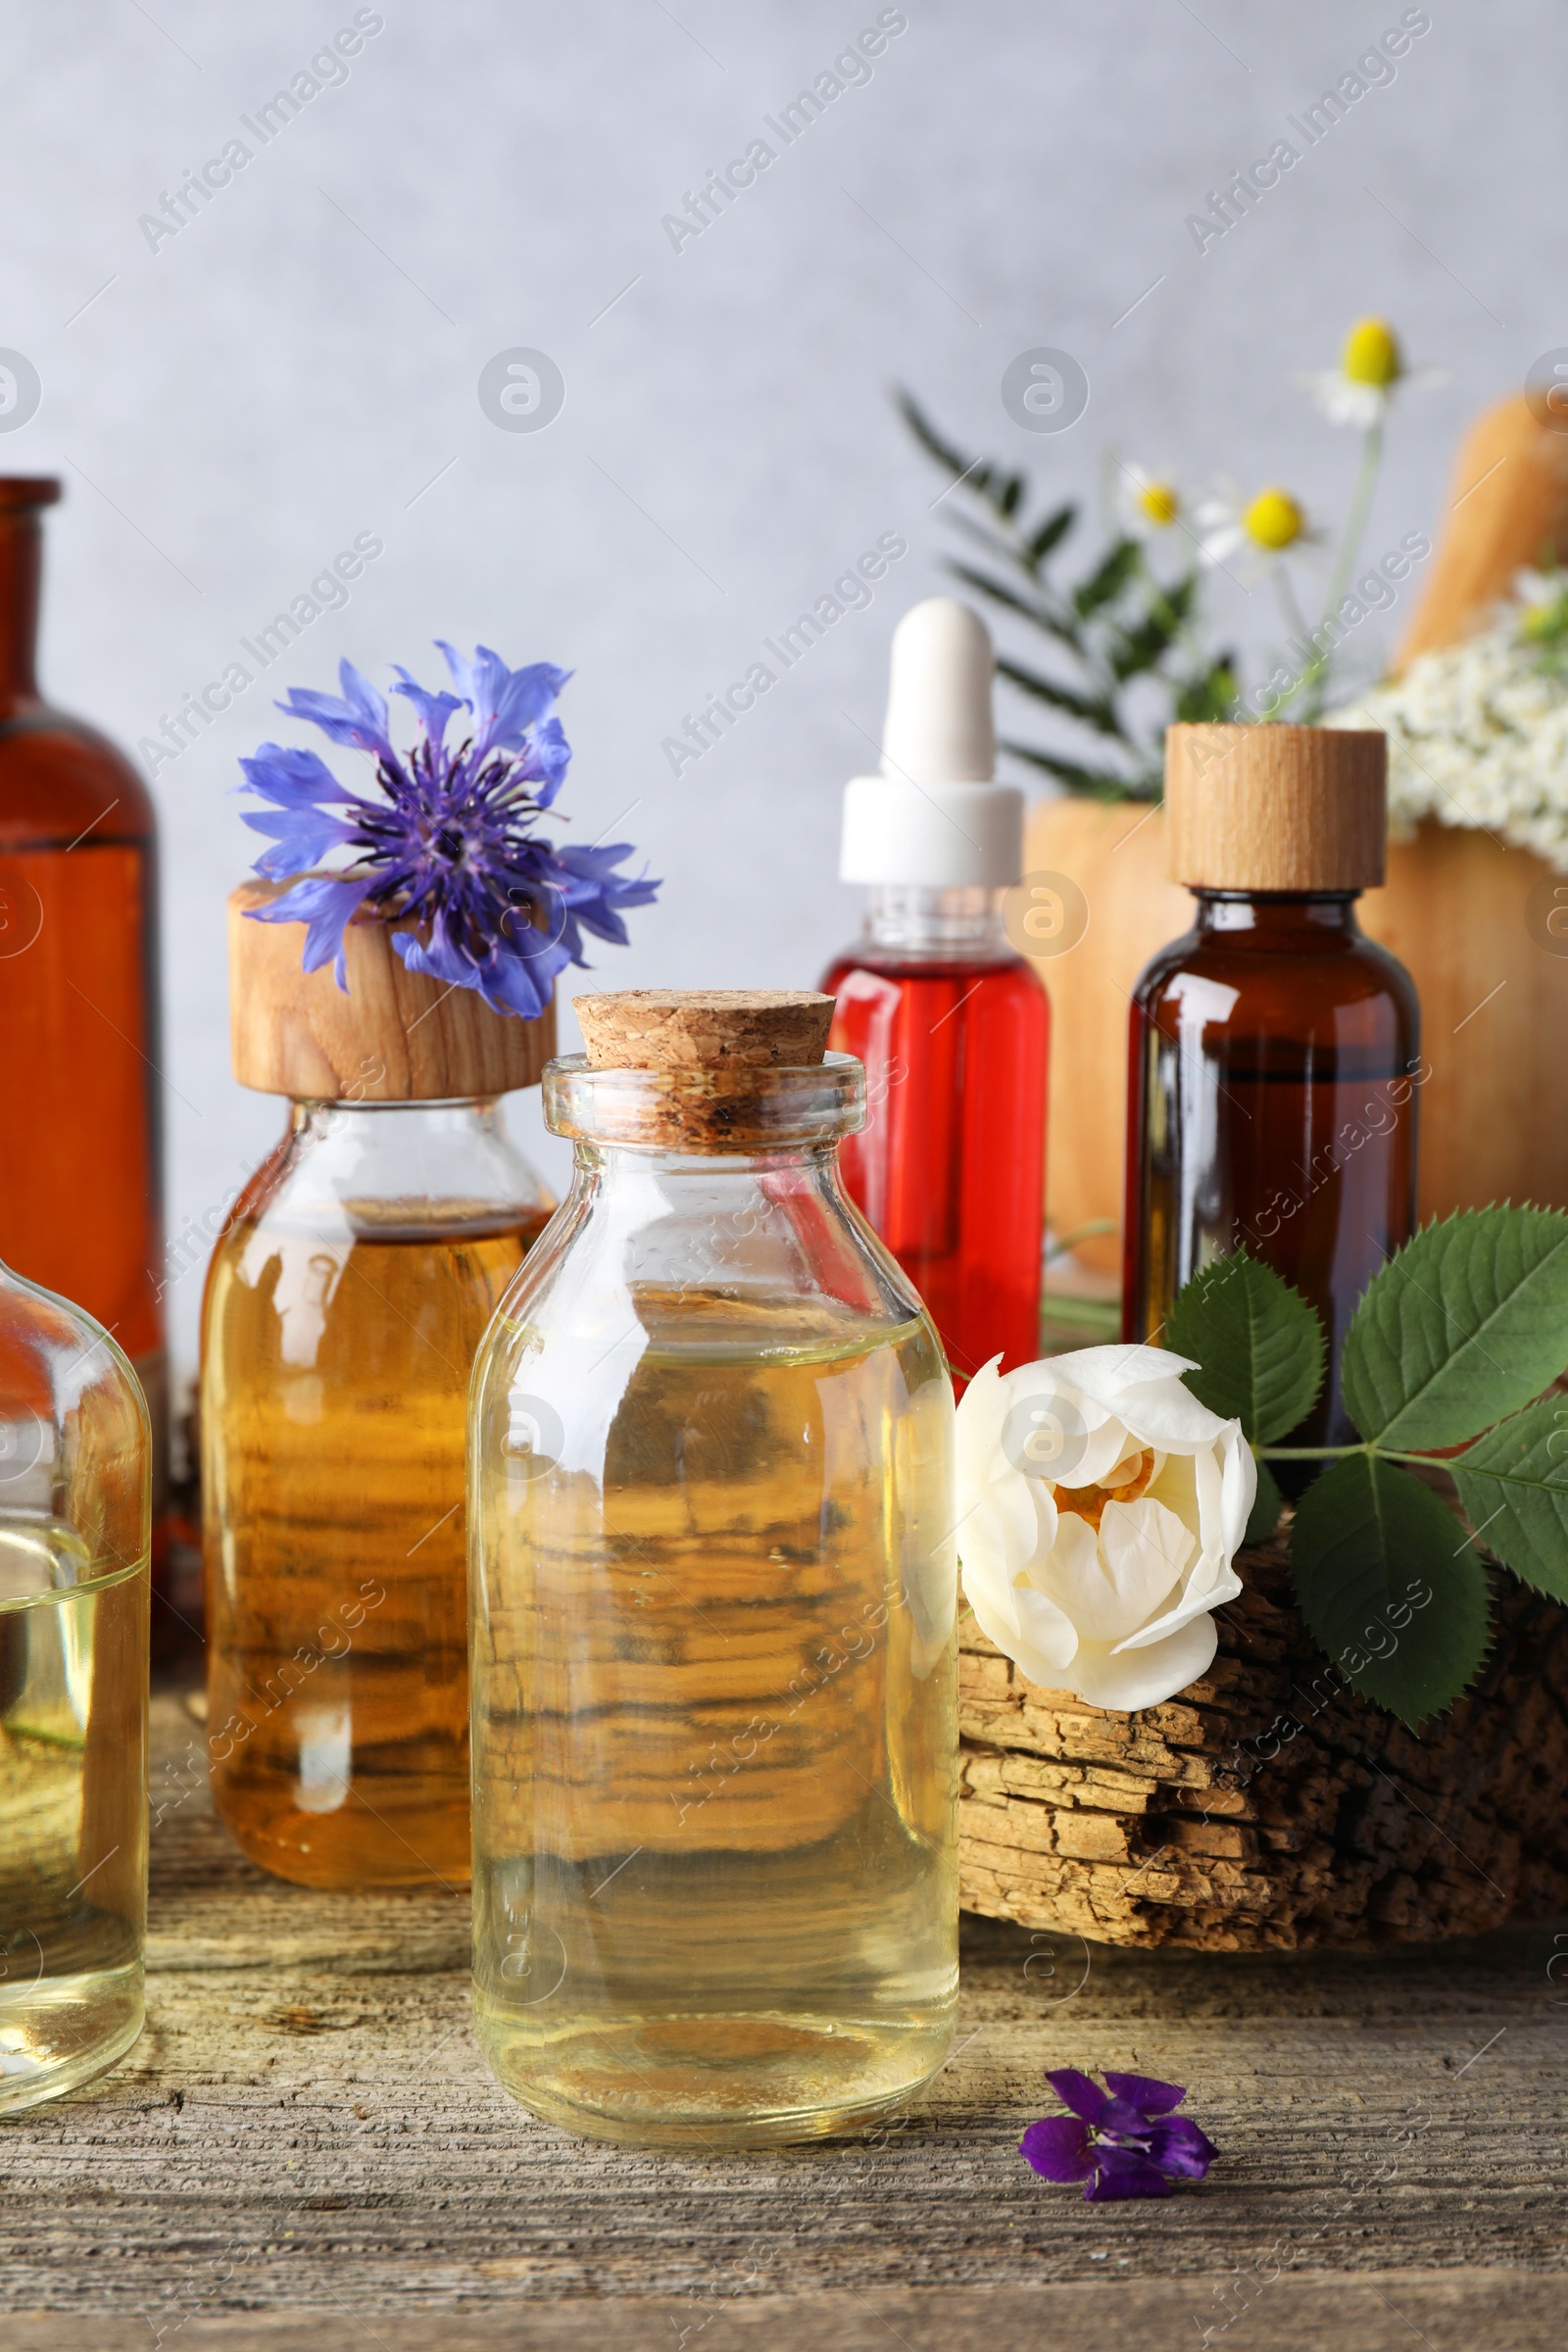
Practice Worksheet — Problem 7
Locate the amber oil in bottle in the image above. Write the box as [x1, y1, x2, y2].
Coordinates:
[202, 885, 555, 1889]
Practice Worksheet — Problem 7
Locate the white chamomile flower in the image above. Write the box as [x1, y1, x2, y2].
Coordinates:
[1513, 566, 1568, 635]
[1325, 601, 1568, 870]
[1116, 462, 1184, 540]
[1297, 317, 1446, 431]
[1195, 480, 1323, 582]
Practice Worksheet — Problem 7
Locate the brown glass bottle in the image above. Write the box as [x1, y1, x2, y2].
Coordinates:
[1123, 725, 1419, 1452]
[0, 480, 167, 1576]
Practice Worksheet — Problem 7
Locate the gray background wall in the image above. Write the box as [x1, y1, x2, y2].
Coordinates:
[3, 0, 1557, 1380]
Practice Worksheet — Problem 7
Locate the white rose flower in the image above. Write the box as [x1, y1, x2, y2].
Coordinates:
[955, 1346, 1255, 1712]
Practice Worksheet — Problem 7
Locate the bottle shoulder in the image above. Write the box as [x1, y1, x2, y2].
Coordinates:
[824, 942, 1040, 989]
[210, 1114, 554, 1251]
[0, 709, 158, 844]
[1133, 926, 1419, 1030]
[474, 1161, 945, 1396]
[823, 948, 1049, 1026]
[0, 1263, 151, 1474]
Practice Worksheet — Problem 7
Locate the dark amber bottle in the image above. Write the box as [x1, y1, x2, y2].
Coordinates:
[0, 479, 167, 1568]
[1124, 725, 1419, 1451]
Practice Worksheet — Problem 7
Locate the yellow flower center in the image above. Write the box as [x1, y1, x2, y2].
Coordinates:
[1341, 318, 1402, 388]
[1242, 488, 1305, 552]
[1054, 1448, 1157, 1534]
[1138, 480, 1180, 528]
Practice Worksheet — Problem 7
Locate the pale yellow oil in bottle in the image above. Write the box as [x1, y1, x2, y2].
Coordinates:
[203, 1207, 547, 1888]
[0, 1528, 148, 2110]
[470, 1287, 959, 2147]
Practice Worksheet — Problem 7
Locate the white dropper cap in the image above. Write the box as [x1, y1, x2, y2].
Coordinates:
[839, 598, 1024, 888]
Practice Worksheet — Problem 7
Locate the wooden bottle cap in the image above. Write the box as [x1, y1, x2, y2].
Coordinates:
[227, 878, 555, 1100]
[1164, 725, 1387, 892]
[575, 989, 834, 1072]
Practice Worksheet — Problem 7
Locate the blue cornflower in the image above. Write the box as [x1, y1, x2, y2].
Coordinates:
[238, 644, 659, 1020]
[1019, 2069, 1217, 2201]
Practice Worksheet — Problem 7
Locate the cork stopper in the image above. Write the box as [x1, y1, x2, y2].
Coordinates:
[1164, 724, 1387, 892]
[228, 878, 555, 1100]
[564, 990, 840, 1152]
[576, 990, 833, 1072]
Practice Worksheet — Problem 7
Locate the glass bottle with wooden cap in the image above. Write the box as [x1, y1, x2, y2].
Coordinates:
[0, 477, 168, 1597]
[201, 880, 555, 1888]
[1124, 723, 1420, 1450]
[469, 989, 958, 2147]
[0, 1253, 149, 2110]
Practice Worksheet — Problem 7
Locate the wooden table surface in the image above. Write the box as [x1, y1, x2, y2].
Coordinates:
[3, 1669, 1566, 2351]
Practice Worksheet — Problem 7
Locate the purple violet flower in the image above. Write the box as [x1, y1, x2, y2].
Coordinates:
[238, 645, 660, 1020]
[1019, 2070, 1217, 2202]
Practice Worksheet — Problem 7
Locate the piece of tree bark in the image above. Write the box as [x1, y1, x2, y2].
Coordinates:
[958, 1536, 1568, 1950]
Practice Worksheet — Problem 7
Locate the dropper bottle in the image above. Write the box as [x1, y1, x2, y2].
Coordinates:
[821, 599, 1050, 1382]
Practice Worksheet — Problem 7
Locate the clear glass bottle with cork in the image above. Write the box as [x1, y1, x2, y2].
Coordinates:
[1124, 723, 1419, 1450]
[201, 880, 555, 1889]
[822, 600, 1049, 1385]
[468, 989, 958, 2147]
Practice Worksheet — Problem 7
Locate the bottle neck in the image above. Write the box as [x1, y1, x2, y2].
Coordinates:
[288, 1095, 505, 1133]
[0, 512, 43, 711]
[275, 1095, 544, 1225]
[861, 884, 1009, 957]
[1191, 890, 1364, 943]
[574, 1140, 833, 1181]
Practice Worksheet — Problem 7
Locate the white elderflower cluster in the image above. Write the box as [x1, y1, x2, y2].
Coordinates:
[1326, 600, 1568, 872]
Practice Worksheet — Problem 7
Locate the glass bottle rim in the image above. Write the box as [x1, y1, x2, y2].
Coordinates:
[1190, 886, 1362, 903]
[284, 1092, 506, 1113]
[543, 1051, 865, 1152]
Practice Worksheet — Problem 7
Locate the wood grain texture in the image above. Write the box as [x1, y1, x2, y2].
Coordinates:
[0, 1674, 1563, 2351]
[1025, 795, 1568, 1269]
[959, 1536, 1568, 1950]
[6, 2277, 1568, 2352]
[1395, 394, 1568, 671]
[1359, 822, 1568, 1222]
[1022, 793, 1190, 1275]
[1165, 724, 1387, 891]
[228, 880, 555, 1102]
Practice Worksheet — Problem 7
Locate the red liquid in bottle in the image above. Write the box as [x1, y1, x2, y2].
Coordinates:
[822, 926, 1048, 1382]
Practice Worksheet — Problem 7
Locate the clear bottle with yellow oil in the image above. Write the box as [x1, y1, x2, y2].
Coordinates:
[0, 1259, 149, 2111]
[468, 990, 959, 2147]
[202, 886, 555, 1890]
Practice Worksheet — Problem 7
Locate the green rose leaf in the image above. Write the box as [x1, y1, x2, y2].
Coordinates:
[1290, 1455, 1492, 1728]
[1246, 1456, 1285, 1546]
[1453, 1395, 1568, 1602]
[1166, 1250, 1325, 1444]
[1340, 1206, 1568, 1450]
